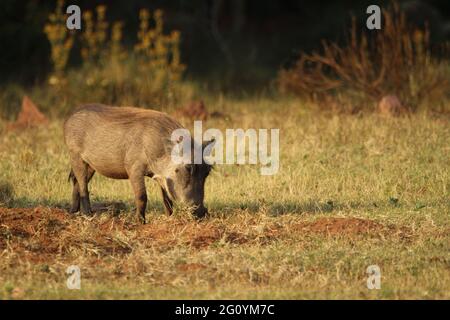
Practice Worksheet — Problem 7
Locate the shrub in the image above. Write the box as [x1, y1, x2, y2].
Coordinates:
[277, 5, 450, 113]
[43, 0, 74, 80]
[80, 5, 109, 64]
[37, 1, 187, 117]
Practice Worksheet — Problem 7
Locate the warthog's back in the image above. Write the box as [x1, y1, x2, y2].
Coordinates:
[64, 104, 182, 178]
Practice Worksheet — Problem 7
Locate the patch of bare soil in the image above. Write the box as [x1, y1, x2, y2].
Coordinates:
[0, 207, 133, 262]
[0, 207, 68, 262]
[0, 207, 243, 260]
[137, 222, 242, 249]
[0, 207, 413, 266]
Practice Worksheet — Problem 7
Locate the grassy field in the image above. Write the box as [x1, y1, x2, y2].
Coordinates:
[0, 97, 449, 299]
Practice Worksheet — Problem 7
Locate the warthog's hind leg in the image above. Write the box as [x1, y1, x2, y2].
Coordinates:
[70, 155, 95, 214]
[69, 169, 80, 213]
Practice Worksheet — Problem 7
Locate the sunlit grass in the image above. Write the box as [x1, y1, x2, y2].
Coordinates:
[0, 97, 449, 299]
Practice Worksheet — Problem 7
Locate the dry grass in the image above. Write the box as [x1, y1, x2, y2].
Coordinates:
[278, 5, 450, 113]
[0, 97, 449, 299]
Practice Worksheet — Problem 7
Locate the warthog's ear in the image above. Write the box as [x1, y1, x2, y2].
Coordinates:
[202, 138, 216, 157]
[166, 133, 192, 164]
[202, 138, 216, 166]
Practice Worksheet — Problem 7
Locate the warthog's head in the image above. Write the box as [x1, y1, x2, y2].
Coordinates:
[154, 138, 215, 218]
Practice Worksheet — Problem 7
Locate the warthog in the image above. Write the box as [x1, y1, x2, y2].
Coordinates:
[63, 104, 214, 223]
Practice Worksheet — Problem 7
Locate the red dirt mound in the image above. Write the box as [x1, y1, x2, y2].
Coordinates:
[0, 207, 69, 262]
[0, 207, 413, 267]
[175, 100, 208, 120]
[378, 95, 407, 116]
[7, 96, 48, 130]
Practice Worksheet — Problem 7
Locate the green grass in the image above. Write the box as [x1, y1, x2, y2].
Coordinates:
[0, 97, 449, 299]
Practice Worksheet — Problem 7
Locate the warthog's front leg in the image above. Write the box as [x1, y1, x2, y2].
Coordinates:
[129, 172, 147, 224]
[70, 173, 80, 213]
[160, 186, 173, 215]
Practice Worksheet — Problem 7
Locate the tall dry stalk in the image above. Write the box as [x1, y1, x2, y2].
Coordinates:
[278, 4, 449, 112]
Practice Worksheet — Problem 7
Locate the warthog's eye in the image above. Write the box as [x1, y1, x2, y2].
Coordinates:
[186, 164, 194, 175]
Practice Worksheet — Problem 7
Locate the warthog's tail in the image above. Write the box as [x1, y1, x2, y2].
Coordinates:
[68, 169, 76, 183]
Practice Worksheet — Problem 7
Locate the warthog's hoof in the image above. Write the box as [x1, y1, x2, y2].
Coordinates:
[80, 208, 93, 216]
[69, 207, 79, 214]
[193, 206, 208, 220]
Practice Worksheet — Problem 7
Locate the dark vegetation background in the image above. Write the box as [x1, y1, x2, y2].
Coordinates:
[1, 0, 449, 92]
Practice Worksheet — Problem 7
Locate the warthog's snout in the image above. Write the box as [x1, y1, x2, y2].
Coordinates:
[193, 205, 208, 219]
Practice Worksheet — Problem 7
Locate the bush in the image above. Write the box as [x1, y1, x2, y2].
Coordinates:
[27, 1, 189, 118]
[26, 56, 193, 118]
[277, 5, 450, 113]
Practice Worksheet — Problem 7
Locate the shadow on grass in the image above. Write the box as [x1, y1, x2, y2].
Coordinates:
[4, 196, 167, 217]
[4, 196, 393, 218]
[208, 199, 355, 216]
[218, 198, 410, 216]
